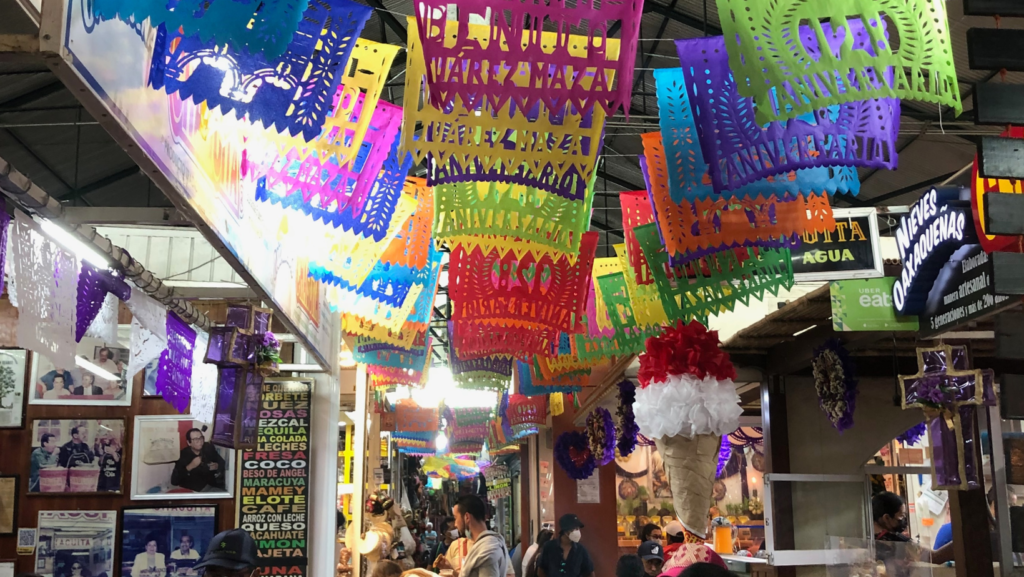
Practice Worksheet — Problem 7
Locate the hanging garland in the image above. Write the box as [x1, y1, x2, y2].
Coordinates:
[897, 422, 927, 447]
[554, 430, 596, 480]
[586, 407, 616, 467]
[616, 380, 639, 458]
[812, 338, 858, 433]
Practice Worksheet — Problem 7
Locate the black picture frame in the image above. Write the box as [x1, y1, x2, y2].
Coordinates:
[0, 474, 18, 535]
[118, 505, 220, 577]
[0, 349, 29, 429]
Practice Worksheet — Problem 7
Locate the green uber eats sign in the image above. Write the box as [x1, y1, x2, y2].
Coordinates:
[830, 278, 919, 332]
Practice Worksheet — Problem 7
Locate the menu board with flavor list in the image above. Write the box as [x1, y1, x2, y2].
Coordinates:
[238, 379, 312, 576]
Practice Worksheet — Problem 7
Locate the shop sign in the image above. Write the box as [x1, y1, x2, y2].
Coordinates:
[892, 187, 978, 316]
[791, 208, 883, 281]
[53, 537, 91, 550]
[830, 278, 919, 332]
[971, 127, 1024, 254]
[239, 379, 311, 577]
[920, 244, 1014, 337]
[61, 0, 336, 371]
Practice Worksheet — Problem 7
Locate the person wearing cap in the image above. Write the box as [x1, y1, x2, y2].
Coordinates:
[659, 519, 727, 574]
[662, 521, 687, 558]
[193, 529, 258, 577]
[638, 542, 664, 577]
[535, 514, 594, 577]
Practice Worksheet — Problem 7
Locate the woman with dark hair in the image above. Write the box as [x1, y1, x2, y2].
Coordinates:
[131, 534, 166, 577]
[67, 561, 92, 577]
[638, 524, 663, 547]
[615, 555, 645, 577]
[523, 529, 553, 577]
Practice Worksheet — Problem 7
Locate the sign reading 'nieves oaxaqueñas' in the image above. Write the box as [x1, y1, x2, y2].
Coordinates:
[893, 187, 978, 316]
[239, 379, 312, 577]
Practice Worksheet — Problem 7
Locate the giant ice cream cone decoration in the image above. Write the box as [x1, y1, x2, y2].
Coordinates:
[635, 320, 742, 539]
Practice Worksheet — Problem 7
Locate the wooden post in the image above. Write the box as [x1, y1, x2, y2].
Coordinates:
[948, 488, 995, 577]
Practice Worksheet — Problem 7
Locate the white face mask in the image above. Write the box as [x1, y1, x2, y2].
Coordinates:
[450, 529, 460, 539]
[568, 529, 582, 543]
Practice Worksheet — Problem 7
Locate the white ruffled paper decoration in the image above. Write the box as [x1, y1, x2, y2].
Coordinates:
[189, 329, 218, 424]
[125, 284, 167, 340]
[128, 318, 166, 382]
[634, 374, 743, 440]
[6, 233, 16, 308]
[85, 293, 120, 345]
[12, 211, 79, 369]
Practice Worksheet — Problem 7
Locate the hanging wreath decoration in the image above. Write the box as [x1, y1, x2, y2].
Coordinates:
[554, 430, 596, 480]
[812, 338, 858, 433]
[586, 407, 616, 466]
[616, 380, 640, 457]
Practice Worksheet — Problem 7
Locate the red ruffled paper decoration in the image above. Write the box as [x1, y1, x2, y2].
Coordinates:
[638, 320, 736, 387]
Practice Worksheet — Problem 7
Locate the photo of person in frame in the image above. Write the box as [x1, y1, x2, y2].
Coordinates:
[171, 428, 226, 492]
[131, 417, 234, 499]
[39, 369, 74, 400]
[31, 339, 133, 406]
[120, 507, 217, 577]
[29, 420, 125, 494]
[73, 374, 103, 396]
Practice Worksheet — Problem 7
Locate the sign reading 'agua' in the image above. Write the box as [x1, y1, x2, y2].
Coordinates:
[239, 379, 312, 577]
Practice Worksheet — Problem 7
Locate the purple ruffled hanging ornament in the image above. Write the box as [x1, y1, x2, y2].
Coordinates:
[155, 311, 197, 413]
[75, 261, 131, 342]
[717, 435, 732, 478]
[0, 211, 9, 297]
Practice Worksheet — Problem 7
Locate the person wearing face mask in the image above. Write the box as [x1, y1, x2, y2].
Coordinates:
[872, 491, 910, 543]
[449, 494, 509, 577]
[535, 514, 594, 577]
[638, 524, 662, 551]
[429, 518, 458, 567]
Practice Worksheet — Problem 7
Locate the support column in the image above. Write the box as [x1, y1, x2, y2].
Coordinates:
[762, 376, 795, 577]
[309, 367, 342, 577]
[350, 365, 369, 577]
[520, 440, 533, 551]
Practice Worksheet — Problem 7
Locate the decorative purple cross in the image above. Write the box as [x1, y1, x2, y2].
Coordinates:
[899, 345, 995, 490]
[206, 303, 274, 450]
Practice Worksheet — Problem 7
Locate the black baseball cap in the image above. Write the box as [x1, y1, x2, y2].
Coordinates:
[638, 541, 664, 561]
[558, 514, 584, 533]
[194, 529, 258, 572]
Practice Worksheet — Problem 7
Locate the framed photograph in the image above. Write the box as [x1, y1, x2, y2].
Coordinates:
[36, 511, 116, 577]
[29, 419, 126, 495]
[120, 506, 218, 577]
[142, 358, 160, 397]
[0, 349, 28, 428]
[0, 475, 17, 534]
[131, 416, 235, 500]
[29, 338, 131, 406]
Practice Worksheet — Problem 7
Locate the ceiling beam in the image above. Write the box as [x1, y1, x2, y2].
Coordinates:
[595, 169, 644, 192]
[643, 1, 722, 36]
[58, 166, 140, 201]
[366, 2, 408, 45]
[840, 170, 959, 207]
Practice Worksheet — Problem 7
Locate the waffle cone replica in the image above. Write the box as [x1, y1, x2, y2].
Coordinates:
[635, 320, 742, 539]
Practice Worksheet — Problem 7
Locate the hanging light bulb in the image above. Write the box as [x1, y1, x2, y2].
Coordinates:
[435, 431, 448, 452]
